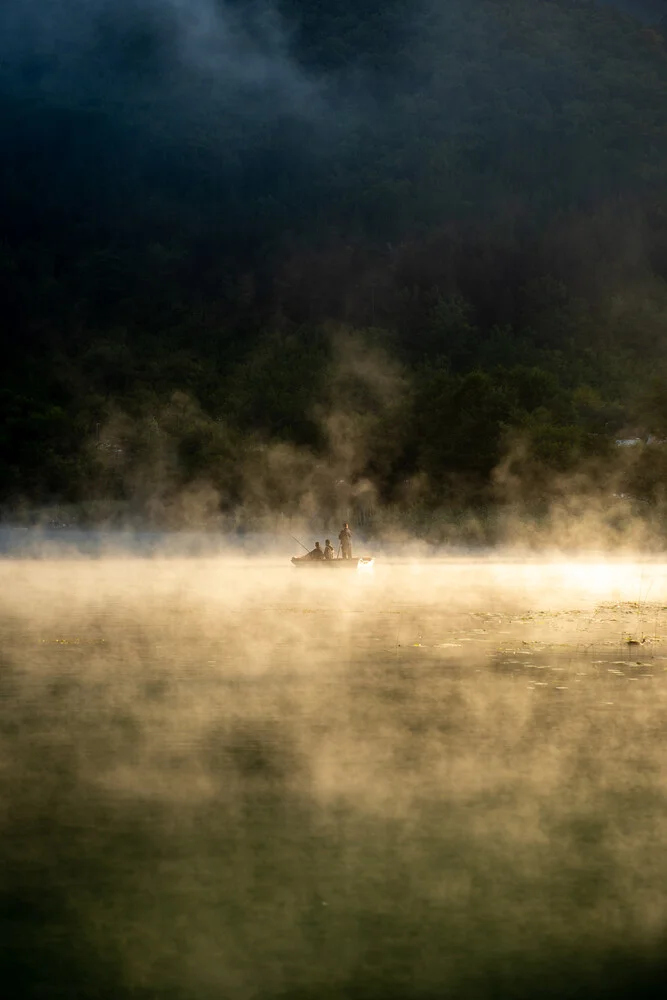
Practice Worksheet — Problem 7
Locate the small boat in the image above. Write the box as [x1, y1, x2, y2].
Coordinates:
[291, 555, 375, 570]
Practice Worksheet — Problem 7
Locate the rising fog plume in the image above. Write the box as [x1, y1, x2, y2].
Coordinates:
[85, 329, 408, 534]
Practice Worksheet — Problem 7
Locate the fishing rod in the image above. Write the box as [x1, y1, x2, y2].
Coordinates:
[290, 534, 310, 553]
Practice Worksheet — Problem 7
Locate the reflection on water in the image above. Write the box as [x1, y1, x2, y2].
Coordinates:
[2, 558, 667, 999]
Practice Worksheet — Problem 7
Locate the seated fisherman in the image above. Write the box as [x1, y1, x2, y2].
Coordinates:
[324, 539, 335, 560]
[307, 541, 325, 560]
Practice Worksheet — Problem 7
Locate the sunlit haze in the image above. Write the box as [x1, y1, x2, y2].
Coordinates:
[3, 551, 667, 996]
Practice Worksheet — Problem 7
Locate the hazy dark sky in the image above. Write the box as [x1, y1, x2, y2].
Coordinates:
[0, 0, 661, 256]
[0, 1, 346, 251]
[0, 0, 659, 119]
[0, 1, 381, 209]
[0, 1, 321, 107]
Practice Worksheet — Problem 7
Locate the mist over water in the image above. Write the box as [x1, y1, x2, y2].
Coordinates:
[3, 554, 667, 998]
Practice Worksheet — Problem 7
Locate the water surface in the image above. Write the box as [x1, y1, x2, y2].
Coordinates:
[2, 557, 667, 999]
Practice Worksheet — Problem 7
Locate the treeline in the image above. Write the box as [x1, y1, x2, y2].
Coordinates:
[3, 0, 667, 524]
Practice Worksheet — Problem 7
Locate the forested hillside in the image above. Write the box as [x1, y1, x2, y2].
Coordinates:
[3, 0, 667, 529]
[599, 0, 665, 23]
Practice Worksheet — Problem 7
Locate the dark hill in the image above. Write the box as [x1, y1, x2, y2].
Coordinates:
[2, 0, 667, 519]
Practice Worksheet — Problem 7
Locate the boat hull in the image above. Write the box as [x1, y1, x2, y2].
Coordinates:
[291, 556, 374, 570]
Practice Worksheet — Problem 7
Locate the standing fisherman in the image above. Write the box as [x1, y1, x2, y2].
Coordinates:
[338, 522, 353, 560]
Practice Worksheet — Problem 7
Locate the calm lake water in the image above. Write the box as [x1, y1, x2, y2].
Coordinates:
[2, 556, 667, 999]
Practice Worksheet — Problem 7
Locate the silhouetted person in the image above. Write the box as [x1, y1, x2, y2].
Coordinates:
[324, 539, 335, 560]
[307, 541, 325, 560]
[338, 523, 352, 559]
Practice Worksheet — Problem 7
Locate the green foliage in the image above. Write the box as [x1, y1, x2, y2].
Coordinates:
[222, 329, 330, 447]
